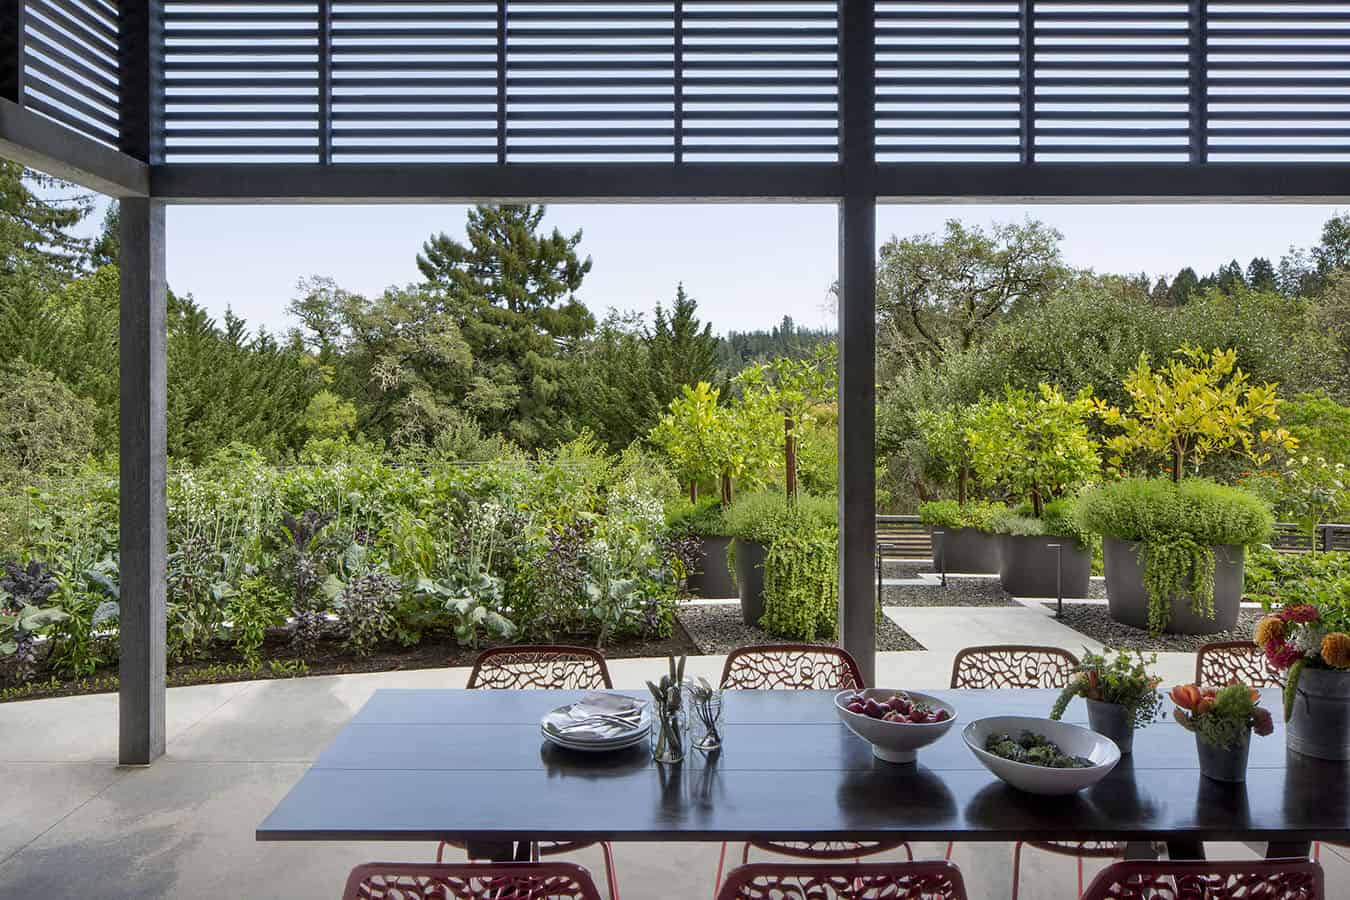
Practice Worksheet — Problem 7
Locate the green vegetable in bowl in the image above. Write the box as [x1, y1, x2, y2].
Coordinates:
[985, 731, 1093, 769]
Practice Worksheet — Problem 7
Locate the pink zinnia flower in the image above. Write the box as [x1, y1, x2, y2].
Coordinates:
[1266, 641, 1303, 669]
[1280, 604, 1320, 624]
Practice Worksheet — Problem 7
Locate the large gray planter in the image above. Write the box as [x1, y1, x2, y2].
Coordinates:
[1287, 667, 1350, 761]
[998, 534, 1091, 598]
[686, 535, 736, 599]
[929, 526, 1000, 575]
[734, 538, 768, 626]
[1102, 537, 1243, 634]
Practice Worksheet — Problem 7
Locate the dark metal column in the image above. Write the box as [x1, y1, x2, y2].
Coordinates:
[118, 197, 167, 766]
[837, 0, 877, 685]
[0, 0, 22, 105]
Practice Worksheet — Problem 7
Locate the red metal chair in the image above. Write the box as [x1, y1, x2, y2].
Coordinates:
[713, 645, 911, 893]
[440, 646, 619, 900]
[466, 645, 614, 690]
[947, 645, 1110, 898]
[1195, 640, 1283, 688]
[715, 861, 969, 900]
[1080, 858, 1323, 900]
[342, 861, 604, 900]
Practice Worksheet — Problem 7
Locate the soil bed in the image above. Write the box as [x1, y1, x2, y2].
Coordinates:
[1046, 602, 1261, 652]
[677, 603, 925, 654]
[1, 621, 701, 704]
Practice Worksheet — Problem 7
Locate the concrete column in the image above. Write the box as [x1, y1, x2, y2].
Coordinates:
[119, 197, 167, 766]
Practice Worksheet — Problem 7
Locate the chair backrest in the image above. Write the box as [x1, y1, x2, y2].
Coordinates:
[466, 645, 613, 691]
[1080, 859, 1323, 900]
[342, 861, 604, 900]
[716, 861, 968, 900]
[950, 645, 1080, 689]
[1196, 640, 1283, 689]
[719, 644, 865, 691]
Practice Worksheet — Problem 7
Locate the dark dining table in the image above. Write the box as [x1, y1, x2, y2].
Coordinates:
[258, 687, 1348, 861]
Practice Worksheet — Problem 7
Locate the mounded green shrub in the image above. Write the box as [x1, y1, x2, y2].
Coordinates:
[665, 497, 732, 538]
[1075, 478, 1273, 633]
[989, 498, 1096, 550]
[918, 499, 1006, 533]
[722, 491, 836, 545]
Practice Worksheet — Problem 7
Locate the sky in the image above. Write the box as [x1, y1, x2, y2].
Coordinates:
[90, 201, 1346, 338]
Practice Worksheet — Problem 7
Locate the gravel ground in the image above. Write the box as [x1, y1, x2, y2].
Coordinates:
[677, 603, 925, 654]
[1046, 602, 1261, 651]
[881, 559, 931, 580]
[882, 578, 1021, 607]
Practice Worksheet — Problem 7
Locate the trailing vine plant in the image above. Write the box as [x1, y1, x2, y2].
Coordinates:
[760, 527, 838, 641]
[1140, 537, 1216, 633]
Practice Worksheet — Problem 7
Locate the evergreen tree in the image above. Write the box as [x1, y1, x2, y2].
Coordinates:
[649, 283, 721, 400]
[569, 311, 660, 450]
[0, 161, 93, 288]
[1246, 257, 1278, 293]
[89, 203, 120, 268]
[416, 204, 594, 448]
[1214, 259, 1246, 295]
[1165, 267, 1200, 306]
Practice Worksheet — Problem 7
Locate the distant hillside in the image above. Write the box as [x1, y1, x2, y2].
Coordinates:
[715, 316, 835, 372]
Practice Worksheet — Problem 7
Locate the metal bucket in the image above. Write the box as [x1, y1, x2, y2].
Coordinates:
[1287, 667, 1350, 761]
[1197, 730, 1250, 783]
[1087, 699, 1135, 755]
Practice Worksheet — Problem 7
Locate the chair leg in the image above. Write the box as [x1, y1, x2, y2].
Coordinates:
[714, 842, 729, 896]
[435, 841, 451, 863]
[741, 843, 751, 865]
[600, 841, 620, 900]
[1010, 841, 1024, 900]
[1314, 842, 1321, 862]
[902, 843, 913, 862]
[945, 841, 954, 861]
[1076, 855, 1084, 898]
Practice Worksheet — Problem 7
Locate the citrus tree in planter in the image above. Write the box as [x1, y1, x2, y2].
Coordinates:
[650, 381, 724, 503]
[916, 499, 1005, 575]
[1081, 346, 1290, 635]
[736, 344, 836, 503]
[967, 385, 1100, 596]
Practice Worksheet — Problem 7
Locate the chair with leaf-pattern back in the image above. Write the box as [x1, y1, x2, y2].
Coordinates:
[1195, 641, 1283, 688]
[716, 861, 970, 900]
[438, 646, 620, 900]
[712, 645, 912, 893]
[342, 861, 604, 900]
[949, 645, 1113, 900]
[1079, 858, 1323, 900]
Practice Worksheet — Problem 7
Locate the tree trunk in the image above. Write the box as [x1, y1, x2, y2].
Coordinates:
[689, 481, 698, 503]
[957, 463, 969, 506]
[1031, 488, 1043, 518]
[785, 416, 798, 504]
[1172, 445, 1184, 484]
[720, 473, 733, 507]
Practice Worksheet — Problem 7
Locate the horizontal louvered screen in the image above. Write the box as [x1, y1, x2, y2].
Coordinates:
[20, 0, 120, 147]
[875, 0, 1021, 162]
[1034, 0, 1192, 162]
[1207, 1, 1350, 162]
[162, 0, 321, 162]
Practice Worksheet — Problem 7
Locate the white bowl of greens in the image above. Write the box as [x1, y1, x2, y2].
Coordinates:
[963, 716, 1120, 796]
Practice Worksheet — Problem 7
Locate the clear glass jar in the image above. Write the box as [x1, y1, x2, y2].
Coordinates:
[687, 688, 724, 752]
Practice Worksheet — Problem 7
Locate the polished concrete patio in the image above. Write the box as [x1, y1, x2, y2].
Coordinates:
[2, 605, 1347, 899]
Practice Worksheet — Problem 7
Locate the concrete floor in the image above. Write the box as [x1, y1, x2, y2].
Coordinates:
[2, 599, 1347, 899]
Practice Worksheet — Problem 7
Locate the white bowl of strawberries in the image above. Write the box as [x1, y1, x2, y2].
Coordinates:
[835, 689, 958, 764]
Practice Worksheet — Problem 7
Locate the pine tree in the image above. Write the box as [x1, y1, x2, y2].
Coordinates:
[1246, 257, 1278, 293]
[1166, 267, 1200, 306]
[0, 161, 94, 288]
[416, 204, 594, 448]
[649, 283, 721, 400]
[1214, 259, 1246, 295]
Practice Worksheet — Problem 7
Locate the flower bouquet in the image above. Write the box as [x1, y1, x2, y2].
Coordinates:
[1254, 583, 1350, 760]
[1170, 682, 1274, 782]
[1050, 649, 1163, 754]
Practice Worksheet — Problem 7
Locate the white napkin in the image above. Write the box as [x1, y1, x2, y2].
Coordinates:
[542, 692, 647, 742]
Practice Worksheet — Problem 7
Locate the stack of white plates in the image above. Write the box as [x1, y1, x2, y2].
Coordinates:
[541, 692, 651, 752]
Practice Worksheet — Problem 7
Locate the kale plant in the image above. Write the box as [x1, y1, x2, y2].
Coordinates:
[0, 560, 67, 682]
[336, 571, 402, 656]
[278, 510, 336, 653]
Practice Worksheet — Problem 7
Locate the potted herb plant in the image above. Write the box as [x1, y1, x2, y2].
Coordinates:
[723, 492, 835, 627]
[1075, 479, 1272, 634]
[1050, 649, 1163, 754]
[667, 498, 736, 599]
[917, 499, 1005, 575]
[1083, 347, 1288, 635]
[967, 385, 1101, 597]
[1254, 579, 1350, 760]
[1171, 682, 1274, 782]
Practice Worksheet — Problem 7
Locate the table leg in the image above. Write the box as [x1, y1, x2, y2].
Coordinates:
[464, 839, 531, 862]
[1165, 840, 1206, 860]
[1266, 841, 1312, 859]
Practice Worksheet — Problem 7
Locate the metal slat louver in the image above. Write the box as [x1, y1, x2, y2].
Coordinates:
[163, 0, 320, 162]
[21, 0, 120, 146]
[1034, 0, 1192, 162]
[1208, 1, 1350, 161]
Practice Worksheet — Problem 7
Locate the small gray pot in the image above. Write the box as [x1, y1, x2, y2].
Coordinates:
[1196, 730, 1251, 783]
[1086, 699, 1135, 755]
[1286, 666, 1350, 761]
